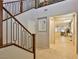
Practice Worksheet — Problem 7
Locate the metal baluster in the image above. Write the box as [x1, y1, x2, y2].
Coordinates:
[26, 32, 28, 49]
[6, 4, 9, 18]
[12, 3, 15, 15]
[11, 18, 12, 43]
[28, 35, 32, 50]
[8, 3, 11, 17]
[18, 2, 20, 13]
[17, 2, 19, 14]
[5, 7, 9, 44]
[16, 22, 17, 44]
[6, 20, 8, 44]
[13, 22, 17, 43]
[24, 31, 26, 48]
[31, 36, 33, 51]
[24, 30, 27, 48]
[27, 35, 29, 49]
[17, 24, 19, 45]
[5, 4, 8, 19]
[12, 3, 14, 15]
[14, 2, 16, 15]
[29, 35, 33, 51]
[23, 29, 25, 47]
[13, 21, 15, 43]
[23, 1, 24, 11]
[21, 27, 23, 47]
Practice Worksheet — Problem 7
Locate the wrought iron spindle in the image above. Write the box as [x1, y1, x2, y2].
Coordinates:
[6, 20, 8, 44]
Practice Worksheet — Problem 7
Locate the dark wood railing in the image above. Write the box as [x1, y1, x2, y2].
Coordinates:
[3, 0, 35, 20]
[36, 0, 64, 8]
[3, 0, 65, 19]
[2, 7, 36, 59]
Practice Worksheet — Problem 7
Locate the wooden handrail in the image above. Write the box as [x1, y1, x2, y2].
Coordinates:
[3, 0, 26, 4]
[3, 7, 32, 35]
[3, 1, 19, 4]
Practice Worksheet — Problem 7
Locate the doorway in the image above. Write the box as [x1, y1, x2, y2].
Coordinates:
[49, 12, 77, 59]
[36, 13, 77, 59]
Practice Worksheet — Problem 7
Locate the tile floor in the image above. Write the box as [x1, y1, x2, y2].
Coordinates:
[36, 36, 77, 59]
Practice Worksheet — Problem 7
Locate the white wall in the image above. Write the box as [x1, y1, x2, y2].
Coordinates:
[16, 9, 36, 34]
[35, 0, 77, 17]
[35, 0, 78, 49]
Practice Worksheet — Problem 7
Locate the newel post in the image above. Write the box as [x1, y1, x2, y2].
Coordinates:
[20, 0, 23, 13]
[0, 0, 3, 47]
[32, 34, 36, 59]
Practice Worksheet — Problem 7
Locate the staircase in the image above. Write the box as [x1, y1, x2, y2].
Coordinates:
[0, 0, 35, 59]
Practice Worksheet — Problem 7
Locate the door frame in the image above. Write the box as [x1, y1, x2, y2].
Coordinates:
[0, 0, 3, 47]
[49, 12, 78, 54]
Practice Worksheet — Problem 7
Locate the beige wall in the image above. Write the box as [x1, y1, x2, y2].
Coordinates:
[72, 13, 77, 54]
[49, 17, 55, 45]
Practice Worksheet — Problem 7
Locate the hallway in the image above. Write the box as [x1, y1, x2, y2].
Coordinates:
[36, 36, 77, 59]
